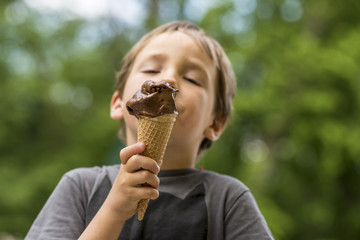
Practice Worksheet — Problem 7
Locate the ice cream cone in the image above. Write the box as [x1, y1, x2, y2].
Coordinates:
[136, 113, 177, 220]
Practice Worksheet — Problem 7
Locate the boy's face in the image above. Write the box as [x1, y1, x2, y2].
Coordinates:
[111, 32, 224, 167]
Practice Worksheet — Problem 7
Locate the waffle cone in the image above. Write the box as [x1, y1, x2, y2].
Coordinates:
[136, 114, 177, 220]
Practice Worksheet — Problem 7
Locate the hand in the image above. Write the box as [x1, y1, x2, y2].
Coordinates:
[103, 142, 160, 222]
[79, 142, 160, 240]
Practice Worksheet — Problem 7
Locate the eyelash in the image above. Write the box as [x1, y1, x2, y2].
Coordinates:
[142, 70, 201, 86]
[143, 70, 160, 74]
[184, 77, 201, 86]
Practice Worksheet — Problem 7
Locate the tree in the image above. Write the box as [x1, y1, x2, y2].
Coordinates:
[1, 0, 359, 239]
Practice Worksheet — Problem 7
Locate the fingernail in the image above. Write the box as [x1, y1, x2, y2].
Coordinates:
[137, 142, 145, 148]
[156, 164, 160, 173]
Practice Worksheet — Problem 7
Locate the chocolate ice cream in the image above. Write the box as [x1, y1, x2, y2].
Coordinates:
[126, 80, 178, 118]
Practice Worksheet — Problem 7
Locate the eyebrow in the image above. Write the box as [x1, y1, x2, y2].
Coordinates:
[140, 53, 167, 63]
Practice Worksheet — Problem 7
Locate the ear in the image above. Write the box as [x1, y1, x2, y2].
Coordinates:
[110, 91, 125, 120]
[203, 117, 227, 141]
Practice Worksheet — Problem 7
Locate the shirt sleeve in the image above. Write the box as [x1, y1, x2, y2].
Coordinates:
[25, 173, 87, 240]
[225, 190, 274, 240]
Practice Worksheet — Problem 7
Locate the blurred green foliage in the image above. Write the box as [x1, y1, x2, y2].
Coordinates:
[1, 0, 360, 239]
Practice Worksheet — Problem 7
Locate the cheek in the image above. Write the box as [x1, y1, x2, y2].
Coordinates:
[122, 84, 140, 103]
[176, 90, 213, 130]
[122, 72, 147, 102]
[122, 101, 137, 127]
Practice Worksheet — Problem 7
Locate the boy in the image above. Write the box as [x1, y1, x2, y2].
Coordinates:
[26, 21, 273, 240]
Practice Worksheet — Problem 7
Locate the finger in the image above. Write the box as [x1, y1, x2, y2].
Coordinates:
[120, 142, 145, 164]
[125, 186, 159, 201]
[137, 187, 159, 200]
[132, 170, 160, 189]
[118, 174, 159, 201]
[125, 155, 160, 175]
[125, 169, 160, 190]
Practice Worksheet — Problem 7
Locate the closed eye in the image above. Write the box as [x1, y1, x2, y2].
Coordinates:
[142, 70, 160, 74]
[184, 77, 201, 86]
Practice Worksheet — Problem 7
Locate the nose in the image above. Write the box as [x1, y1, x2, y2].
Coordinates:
[150, 69, 179, 89]
[154, 75, 178, 90]
[160, 79, 178, 89]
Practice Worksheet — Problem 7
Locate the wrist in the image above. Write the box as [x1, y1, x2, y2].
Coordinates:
[100, 199, 130, 225]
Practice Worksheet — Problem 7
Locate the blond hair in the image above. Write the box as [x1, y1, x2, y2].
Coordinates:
[115, 21, 236, 155]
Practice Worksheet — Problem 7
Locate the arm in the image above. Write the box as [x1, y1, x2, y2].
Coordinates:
[79, 142, 160, 240]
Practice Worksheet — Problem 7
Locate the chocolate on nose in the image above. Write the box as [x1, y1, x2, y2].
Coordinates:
[162, 80, 177, 89]
[126, 106, 134, 114]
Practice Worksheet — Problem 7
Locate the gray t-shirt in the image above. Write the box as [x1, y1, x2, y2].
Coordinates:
[25, 165, 274, 240]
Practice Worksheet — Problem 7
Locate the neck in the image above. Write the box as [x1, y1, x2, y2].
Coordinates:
[125, 128, 197, 170]
[160, 143, 197, 170]
[160, 152, 194, 170]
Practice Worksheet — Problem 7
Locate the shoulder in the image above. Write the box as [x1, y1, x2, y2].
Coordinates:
[201, 170, 249, 194]
[62, 165, 119, 192]
[65, 164, 119, 178]
[25, 165, 120, 240]
[64, 165, 119, 181]
[200, 170, 253, 214]
[201, 171, 274, 239]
